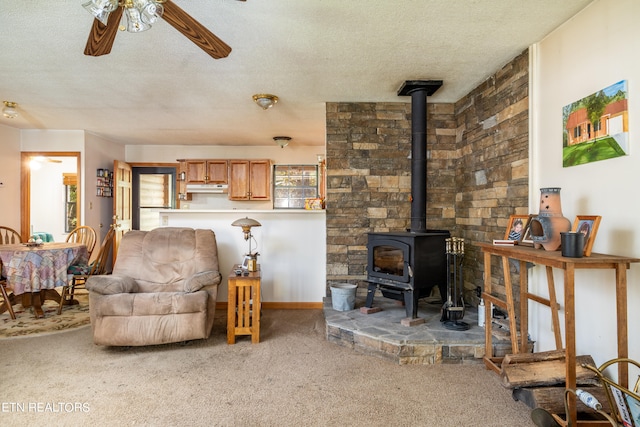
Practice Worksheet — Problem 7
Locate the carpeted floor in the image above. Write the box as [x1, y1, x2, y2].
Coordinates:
[0, 292, 89, 338]
[0, 308, 535, 426]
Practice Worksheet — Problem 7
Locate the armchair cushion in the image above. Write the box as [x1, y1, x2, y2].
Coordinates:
[184, 270, 221, 293]
[86, 275, 138, 295]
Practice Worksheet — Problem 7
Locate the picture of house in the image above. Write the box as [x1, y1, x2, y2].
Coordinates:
[562, 80, 629, 167]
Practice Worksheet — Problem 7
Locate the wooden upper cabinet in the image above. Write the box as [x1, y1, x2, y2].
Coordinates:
[184, 160, 228, 184]
[249, 160, 271, 200]
[206, 160, 228, 184]
[228, 159, 271, 201]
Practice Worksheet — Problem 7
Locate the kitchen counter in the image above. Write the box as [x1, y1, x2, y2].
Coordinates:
[159, 209, 325, 214]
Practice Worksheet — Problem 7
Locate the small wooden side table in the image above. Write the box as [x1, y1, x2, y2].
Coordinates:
[227, 265, 261, 344]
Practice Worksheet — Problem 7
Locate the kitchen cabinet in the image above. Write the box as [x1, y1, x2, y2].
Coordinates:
[183, 160, 228, 184]
[228, 160, 271, 201]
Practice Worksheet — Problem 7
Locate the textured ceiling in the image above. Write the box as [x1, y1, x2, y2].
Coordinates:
[0, 0, 594, 147]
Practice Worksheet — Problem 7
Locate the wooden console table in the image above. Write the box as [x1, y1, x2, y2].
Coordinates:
[227, 265, 261, 344]
[477, 242, 640, 426]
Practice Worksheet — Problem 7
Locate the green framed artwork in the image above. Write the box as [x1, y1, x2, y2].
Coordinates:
[562, 80, 629, 167]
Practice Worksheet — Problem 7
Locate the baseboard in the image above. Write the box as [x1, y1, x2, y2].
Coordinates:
[216, 301, 322, 310]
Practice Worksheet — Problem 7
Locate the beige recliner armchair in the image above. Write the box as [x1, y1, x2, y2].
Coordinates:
[85, 227, 222, 346]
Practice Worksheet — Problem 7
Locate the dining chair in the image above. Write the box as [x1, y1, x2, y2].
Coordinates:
[0, 277, 16, 319]
[58, 226, 115, 315]
[65, 226, 98, 259]
[0, 226, 22, 245]
[0, 226, 20, 319]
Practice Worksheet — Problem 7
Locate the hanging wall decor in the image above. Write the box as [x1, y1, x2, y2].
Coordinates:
[562, 80, 629, 167]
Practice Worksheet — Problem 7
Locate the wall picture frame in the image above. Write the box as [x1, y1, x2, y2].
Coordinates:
[504, 215, 531, 243]
[572, 215, 602, 256]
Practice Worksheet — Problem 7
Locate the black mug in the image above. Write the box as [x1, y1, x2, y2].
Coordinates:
[561, 232, 585, 258]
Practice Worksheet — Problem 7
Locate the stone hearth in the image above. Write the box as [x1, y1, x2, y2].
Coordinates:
[324, 290, 518, 365]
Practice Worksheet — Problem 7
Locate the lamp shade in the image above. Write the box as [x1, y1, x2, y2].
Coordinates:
[82, 0, 118, 26]
[232, 217, 261, 239]
[125, 6, 152, 32]
[252, 94, 278, 110]
[232, 217, 261, 228]
[2, 101, 18, 119]
[273, 136, 291, 148]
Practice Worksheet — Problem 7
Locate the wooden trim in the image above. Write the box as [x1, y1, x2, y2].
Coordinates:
[216, 301, 323, 310]
[126, 162, 179, 168]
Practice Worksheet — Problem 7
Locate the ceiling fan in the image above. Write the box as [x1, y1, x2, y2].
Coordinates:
[83, 0, 244, 59]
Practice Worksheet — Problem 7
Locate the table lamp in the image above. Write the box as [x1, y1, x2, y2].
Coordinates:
[231, 217, 261, 271]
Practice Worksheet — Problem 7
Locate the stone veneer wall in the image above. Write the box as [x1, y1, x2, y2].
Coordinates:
[325, 49, 529, 306]
[454, 50, 529, 304]
[325, 102, 457, 286]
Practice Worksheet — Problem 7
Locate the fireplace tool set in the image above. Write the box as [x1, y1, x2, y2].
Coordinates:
[441, 237, 470, 330]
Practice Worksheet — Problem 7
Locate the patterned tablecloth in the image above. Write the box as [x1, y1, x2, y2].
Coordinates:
[0, 242, 88, 296]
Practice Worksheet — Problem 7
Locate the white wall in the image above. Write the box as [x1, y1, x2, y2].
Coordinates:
[85, 133, 126, 243]
[126, 144, 324, 164]
[0, 124, 21, 230]
[161, 210, 327, 303]
[530, 0, 640, 365]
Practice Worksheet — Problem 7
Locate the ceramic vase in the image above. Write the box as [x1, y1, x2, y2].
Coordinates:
[529, 187, 571, 251]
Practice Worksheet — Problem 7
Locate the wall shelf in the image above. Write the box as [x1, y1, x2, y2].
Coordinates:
[96, 168, 113, 197]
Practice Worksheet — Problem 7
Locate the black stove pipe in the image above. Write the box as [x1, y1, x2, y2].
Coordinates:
[398, 80, 443, 233]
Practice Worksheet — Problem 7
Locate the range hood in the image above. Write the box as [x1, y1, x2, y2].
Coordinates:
[185, 184, 228, 194]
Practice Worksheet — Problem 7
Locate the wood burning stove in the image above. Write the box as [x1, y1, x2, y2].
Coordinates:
[363, 80, 449, 319]
[365, 231, 449, 319]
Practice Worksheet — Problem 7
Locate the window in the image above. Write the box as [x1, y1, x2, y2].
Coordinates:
[273, 165, 318, 209]
[132, 167, 176, 230]
[63, 173, 77, 233]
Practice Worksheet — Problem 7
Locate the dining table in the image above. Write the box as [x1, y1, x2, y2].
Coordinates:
[0, 242, 89, 318]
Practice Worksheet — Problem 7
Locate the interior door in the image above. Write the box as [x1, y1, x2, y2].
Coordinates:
[113, 160, 132, 264]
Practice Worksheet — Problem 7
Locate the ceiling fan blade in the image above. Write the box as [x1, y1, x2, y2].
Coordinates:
[84, 7, 124, 57]
[161, 1, 232, 59]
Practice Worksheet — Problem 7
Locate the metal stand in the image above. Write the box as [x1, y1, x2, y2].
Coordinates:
[441, 237, 469, 330]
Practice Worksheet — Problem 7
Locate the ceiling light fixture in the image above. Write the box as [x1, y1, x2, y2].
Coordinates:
[253, 94, 279, 110]
[273, 136, 291, 149]
[82, 0, 165, 32]
[2, 101, 18, 119]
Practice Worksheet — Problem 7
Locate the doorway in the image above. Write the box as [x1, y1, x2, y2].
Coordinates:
[20, 152, 81, 242]
[132, 167, 176, 230]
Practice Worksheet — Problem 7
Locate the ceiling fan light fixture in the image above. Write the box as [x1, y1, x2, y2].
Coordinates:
[273, 136, 291, 149]
[2, 101, 18, 119]
[82, 0, 118, 26]
[140, 1, 164, 24]
[124, 5, 152, 32]
[253, 94, 279, 110]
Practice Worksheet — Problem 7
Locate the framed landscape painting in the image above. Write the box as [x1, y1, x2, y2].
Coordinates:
[562, 80, 629, 167]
